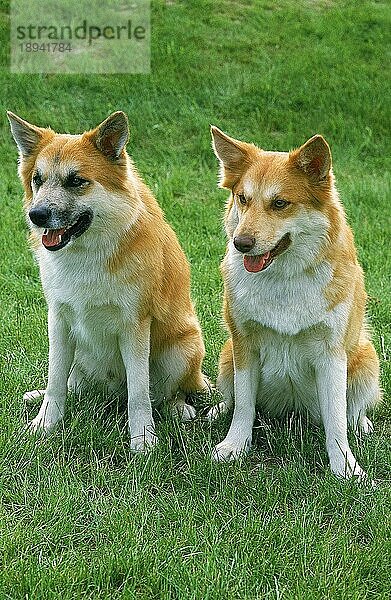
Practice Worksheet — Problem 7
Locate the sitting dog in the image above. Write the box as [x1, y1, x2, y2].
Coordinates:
[208, 126, 381, 479]
[8, 110, 208, 452]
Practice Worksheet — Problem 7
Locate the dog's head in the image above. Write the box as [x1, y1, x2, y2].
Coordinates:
[211, 127, 335, 274]
[8, 111, 135, 252]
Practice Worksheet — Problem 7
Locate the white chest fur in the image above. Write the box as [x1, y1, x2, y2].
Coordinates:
[225, 244, 351, 416]
[225, 243, 337, 335]
[37, 245, 140, 383]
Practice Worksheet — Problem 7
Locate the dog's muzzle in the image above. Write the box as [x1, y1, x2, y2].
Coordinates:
[38, 210, 93, 251]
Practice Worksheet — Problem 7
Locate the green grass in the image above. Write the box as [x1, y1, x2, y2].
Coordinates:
[0, 0, 390, 598]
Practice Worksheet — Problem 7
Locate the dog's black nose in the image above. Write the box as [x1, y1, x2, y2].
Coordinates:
[29, 205, 51, 227]
[233, 235, 256, 253]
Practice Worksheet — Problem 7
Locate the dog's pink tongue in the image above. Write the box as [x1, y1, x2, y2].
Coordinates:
[42, 228, 66, 248]
[244, 251, 270, 273]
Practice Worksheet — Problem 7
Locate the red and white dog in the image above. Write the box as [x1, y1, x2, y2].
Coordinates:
[209, 127, 381, 480]
[8, 111, 208, 452]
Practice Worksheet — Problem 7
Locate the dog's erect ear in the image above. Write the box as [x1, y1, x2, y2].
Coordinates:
[90, 111, 129, 160]
[290, 135, 332, 182]
[211, 126, 254, 188]
[7, 111, 45, 157]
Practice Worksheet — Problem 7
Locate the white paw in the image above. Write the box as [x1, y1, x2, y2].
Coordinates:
[212, 438, 251, 462]
[23, 389, 46, 402]
[331, 457, 370, 483]
[130, 428, 158, 454]
[172, 402, 196, 422]
[360, 417, 374, 435]
[342, 467, 375, 487]
[28, 415, 59, 435]
[348, 464, 367, 482]
[205, 401, 230, 422]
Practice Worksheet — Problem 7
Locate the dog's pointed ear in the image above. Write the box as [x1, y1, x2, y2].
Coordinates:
[7, 111, 45, 157]
[211, 126, 254, 188]
[89, 111, 129, 159]
[290, 135, 332, 182]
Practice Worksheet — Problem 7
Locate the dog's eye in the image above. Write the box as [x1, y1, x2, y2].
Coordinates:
[237, 193, 247, 205]
[32, 172, 43, 188]
[272, 198, 290, 210]
[65, 174, 89, 188]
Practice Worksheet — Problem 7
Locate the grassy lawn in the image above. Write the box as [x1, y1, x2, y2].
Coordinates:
[0, 0, 390, 598]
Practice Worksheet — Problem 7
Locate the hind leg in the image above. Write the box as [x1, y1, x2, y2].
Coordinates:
[150, 330, 209, 423]
[23, 389, 46, 402]
[206, 338, 234, 421]
[67, 363, 126, 399]
[347, 340, 381, 436]
[169, 390, 197, 421]
[67, 363, 88, 396]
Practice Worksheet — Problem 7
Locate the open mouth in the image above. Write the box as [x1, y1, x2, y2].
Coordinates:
[243, 233, 291, 273]
[42, 211, 93, 251]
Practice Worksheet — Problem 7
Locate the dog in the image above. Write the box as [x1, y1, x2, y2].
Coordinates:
[208, 126, 381, 480]
[8, 110, 208, 452]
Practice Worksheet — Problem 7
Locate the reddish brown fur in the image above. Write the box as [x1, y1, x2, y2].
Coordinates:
[214, 129, 380, 407]
[17, 118, 207, 398]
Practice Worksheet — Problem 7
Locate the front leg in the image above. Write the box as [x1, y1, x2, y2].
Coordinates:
[119, 318, 157, 454]
[316, 350, 366, 480]
[212, 333, 260, 461]
[30, 306, 75, 433]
